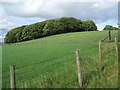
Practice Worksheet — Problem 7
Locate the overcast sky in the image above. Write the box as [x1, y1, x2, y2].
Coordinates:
[0, 0, 119, 42]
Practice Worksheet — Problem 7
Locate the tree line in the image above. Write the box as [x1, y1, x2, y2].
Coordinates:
[4, 17, 118, 44]
[103, 25, 119, 30]
[4, 17, 97, 43]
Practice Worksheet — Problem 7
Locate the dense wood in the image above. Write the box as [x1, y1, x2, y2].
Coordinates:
[10, 65, 16, 90]
[99, 41, 102, 71]
[115, 38, 118, 60]
[76, 50, 83, 87]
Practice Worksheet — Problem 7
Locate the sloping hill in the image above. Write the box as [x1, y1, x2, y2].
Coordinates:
[2, 30, 118, 88]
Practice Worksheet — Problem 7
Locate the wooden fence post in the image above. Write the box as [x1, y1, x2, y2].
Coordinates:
[115, 38, 118, 60]
[99, 41, 102, 71]
[10, 65, 16, 89]
[108, 30, 111, 42]
[76, 50, 83, 87]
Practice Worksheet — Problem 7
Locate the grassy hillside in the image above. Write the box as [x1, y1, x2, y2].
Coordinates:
[2, 30, 118, 88]
[0, 45, 2, 89]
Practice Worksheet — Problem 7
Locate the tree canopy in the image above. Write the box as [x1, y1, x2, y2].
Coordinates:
[82, 20, 97, 31]
[103, 25, 119, 30]
[5, 17, 97, 44]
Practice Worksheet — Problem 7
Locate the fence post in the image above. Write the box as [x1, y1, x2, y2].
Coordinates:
[10, 65, 16, 89]
[76, 50, 83, 87]
[99, 41, 102, 71]
[115, 38, 118, 60]
[108, 30, 111, 42]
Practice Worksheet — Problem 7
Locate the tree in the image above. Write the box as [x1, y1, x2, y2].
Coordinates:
[42, 17, 83, 36]
[113, 27, 119, 30]
[42, 19, 60, 36]
[82, 20, 97, 31]
[103, 25, 113, 30]
[103, 25, 119, 30]
[4, 25, 26, 43]
[58, 17, 82, 32]
[21, 21, 45, 41]
[4, 17, 98, 44]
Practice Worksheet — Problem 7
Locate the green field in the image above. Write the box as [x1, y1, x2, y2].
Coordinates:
[0, 45, 2, 89]
[2, 30, 119, 88]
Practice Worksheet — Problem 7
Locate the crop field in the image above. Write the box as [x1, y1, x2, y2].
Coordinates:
[2, 30, 119, 88]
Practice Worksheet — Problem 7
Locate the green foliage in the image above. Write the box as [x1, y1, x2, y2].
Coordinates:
[82, 20, 97, 31]
[42, 17, 82, 36]
[4, 17, 97, 44]
[103, 25, 119, 30]
[57, 17, 82, 32]
[113, 27, 119, 30]
[21, 21, 45, 41]
[103, 25, 113, 30]
[42, 19, 60, 36]
[4, 25, 26, 43]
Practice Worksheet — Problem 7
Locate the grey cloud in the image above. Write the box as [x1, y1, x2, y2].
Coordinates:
[0, 0, 118, 39]
[0, 0, 119, 42]
[1, 1, 118, 23]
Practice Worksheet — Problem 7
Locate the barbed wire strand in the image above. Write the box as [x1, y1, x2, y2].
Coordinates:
[15, 58, 72, 76]
[3, 44, 100, 73]
[15, 53, 74, 70]
[3, 35, 108, 73]
[3, 45, 99, 73]
[16, 46, 99, 69]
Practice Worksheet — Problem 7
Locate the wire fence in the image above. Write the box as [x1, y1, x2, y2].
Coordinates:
[2, 30, 119, 88]
[2, 44, 99, 73]
[2, 45, 99, 88]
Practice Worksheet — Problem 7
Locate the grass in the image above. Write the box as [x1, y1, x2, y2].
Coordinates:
[0, 45, 2, 89]
[2, 30, 119, 88]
